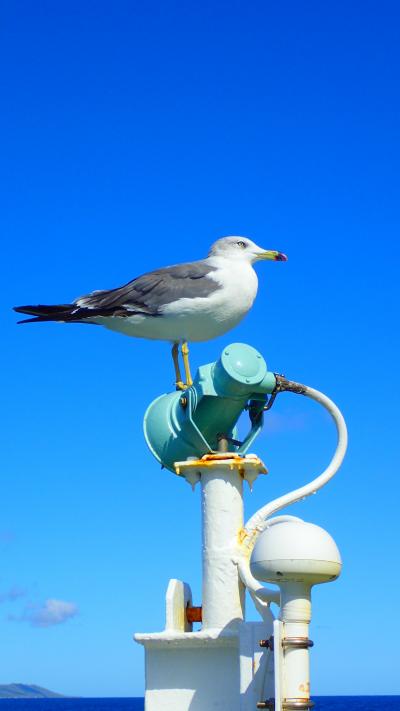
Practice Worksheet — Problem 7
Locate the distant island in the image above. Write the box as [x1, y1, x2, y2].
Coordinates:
[0, 684, 65, 698]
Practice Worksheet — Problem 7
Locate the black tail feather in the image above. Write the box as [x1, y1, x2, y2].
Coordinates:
[16, 315, 65, 324]
[14, 304, 84, 324]
[13, 303, 122, 324]
[14, 304, 74, 316]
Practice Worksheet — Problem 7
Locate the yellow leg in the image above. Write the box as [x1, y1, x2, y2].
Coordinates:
[172, 343, 185, 391]
[181, 341, 193, 387]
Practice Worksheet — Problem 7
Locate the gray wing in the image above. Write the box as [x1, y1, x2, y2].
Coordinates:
[75, 260, 219, 316]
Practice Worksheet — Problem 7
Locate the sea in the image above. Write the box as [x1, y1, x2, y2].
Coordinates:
[0, 699, 399, 710]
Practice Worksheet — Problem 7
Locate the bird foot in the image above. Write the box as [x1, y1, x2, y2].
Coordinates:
[175, 379, 193, 391]
[172, 342, 193, 391]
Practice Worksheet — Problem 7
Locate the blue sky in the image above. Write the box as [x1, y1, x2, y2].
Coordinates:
[1, 0, 399, 698]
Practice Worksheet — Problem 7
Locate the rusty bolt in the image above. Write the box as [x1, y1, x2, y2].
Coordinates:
[186, 605, 202, 623]
[259, 636, 274, 650]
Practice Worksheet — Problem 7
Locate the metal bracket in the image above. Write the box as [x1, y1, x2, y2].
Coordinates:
[183, 388, 266, 457]
[282, 637, 314, 650]
[257, 700, 315, 710]
[259, 635, 313, 651]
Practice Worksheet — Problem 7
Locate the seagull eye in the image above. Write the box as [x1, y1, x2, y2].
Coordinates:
[236, 241, 247, 248]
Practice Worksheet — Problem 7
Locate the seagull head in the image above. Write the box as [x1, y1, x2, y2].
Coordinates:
[208, 236, 288, 264]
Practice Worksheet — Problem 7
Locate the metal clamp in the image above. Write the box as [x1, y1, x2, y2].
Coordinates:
[257, 700, 315, 710]
[283, 701, 315, 710]
[282, 637, 314, 650]
[260, 635, 313, 650]
[262, 372, 309, 413]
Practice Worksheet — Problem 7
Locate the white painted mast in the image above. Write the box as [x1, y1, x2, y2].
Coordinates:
[135, 344, 347, 710]
[200, 460, 245, 629]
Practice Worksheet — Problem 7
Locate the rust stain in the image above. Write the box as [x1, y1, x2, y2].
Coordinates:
[174, 453, 266, 471]
[299, 682, 310, 693]
[237, 525, 258, 548]
[186, 605, 202, 623]
[237, 527, 247, 545]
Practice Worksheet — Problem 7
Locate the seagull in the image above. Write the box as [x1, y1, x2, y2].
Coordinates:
[14, 236, 287, 389]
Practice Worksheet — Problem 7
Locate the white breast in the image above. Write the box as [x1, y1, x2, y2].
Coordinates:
[159, 258, 259, 342]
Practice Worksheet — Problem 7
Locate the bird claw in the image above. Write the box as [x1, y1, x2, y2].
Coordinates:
[172, 341, 193, 391]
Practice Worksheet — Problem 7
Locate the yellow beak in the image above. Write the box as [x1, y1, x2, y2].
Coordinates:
[256, 250, 288, 262]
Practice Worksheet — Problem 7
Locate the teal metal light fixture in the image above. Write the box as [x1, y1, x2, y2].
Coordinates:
[143, 343, 277, 473]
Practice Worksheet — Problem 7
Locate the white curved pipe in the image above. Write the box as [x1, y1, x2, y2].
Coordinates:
[242, 385, 348, 544]
[262, 514, 304, 528]
[235, 555, 280, 605]
[236, 516, 301, 605]
[237, 385, 347, 610]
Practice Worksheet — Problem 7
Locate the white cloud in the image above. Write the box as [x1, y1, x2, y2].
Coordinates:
[9, 598, 78, 627]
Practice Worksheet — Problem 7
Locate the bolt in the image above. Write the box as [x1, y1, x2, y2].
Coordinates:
[259, 636, 274, 649]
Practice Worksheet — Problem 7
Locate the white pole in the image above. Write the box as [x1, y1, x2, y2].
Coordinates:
[279, 583, 313, 705]
[200, 464, 245, 630]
